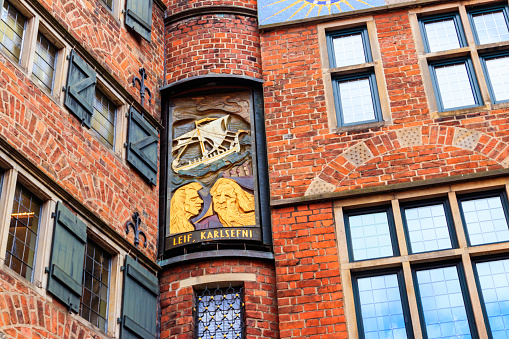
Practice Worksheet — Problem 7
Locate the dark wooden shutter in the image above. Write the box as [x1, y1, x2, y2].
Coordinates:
[120, 256, 158, 339]
[126, 106, 158, 185]
[46, 202, 87, 313]
[125, 0, 153, 42]
[64, 50, 96, 128]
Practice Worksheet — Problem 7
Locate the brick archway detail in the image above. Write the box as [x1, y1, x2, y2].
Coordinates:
[306, 126, 509, 196]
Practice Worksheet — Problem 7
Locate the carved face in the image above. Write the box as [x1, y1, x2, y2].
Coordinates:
[212, 184, 238, 217]
[184, 190, 203, 216]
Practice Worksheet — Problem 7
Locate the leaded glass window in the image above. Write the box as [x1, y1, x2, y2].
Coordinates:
[5, 183, 42, 280]
[459, 193, 509, 246]
[402, 202, 455, 254]
[415, 265, 474, 339]
[92, 89, 116, 147]
[475, 258, 509, 338]
[355, 273, 411, 339]
[32, 32, 57, 93]
[345, 208, 397, 261]
[0, 0, 26, 63]
[195, 285, 245, 339]
[80, 240, 111, 332]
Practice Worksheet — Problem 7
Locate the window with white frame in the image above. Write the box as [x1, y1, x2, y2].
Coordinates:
[326, 27, 383, 127]
[31, 32, 58, 93]
[0, 0, 26, 64]
[5, 182, 42, 281]
[336, 181, 509, 339]
[416, 4, 509, 113]
[92, 89, 117, 148]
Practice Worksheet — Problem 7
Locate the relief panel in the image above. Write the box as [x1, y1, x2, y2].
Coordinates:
[166, 91, 262, 250]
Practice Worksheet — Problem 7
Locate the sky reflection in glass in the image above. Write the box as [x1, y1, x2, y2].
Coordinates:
[416, 266, 472, 339]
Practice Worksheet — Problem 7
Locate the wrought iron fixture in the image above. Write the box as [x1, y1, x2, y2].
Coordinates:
[132, 68, 152, 106]
[194, 285, 245, 339]
[125, 212, 147, 248]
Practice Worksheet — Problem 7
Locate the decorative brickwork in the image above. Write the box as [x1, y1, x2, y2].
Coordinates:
[164, 0, 257, 16]
[159, 259, 278, 339]
[272, 202, 344, 338]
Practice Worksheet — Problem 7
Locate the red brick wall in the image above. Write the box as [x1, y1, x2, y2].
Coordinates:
[165, 14, 262, 84]
[159, 259, 279, 339]
[0, 0, 165, 259]
[272, 203, 344, 339]
[0, 269, 110, 339]
[43, 0, 165, 119]
[261, 11, 509, 201]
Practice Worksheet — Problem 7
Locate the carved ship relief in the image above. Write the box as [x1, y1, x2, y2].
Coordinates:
[171, 116, 249, 173]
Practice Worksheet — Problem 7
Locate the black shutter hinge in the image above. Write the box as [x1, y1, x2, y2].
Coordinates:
[117, 317, 122, 324]
[62, 86, 66, 92]
[124, 143, 128, 148]
[120, 266, 125, 271]
[44, 267, 50, 274]
[51, 212, 56, 218]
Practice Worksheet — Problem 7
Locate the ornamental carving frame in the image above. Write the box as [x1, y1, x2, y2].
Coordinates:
[165, 90, 268, 251]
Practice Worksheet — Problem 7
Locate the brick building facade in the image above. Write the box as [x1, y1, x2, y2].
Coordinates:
[2, 0, 509, 338]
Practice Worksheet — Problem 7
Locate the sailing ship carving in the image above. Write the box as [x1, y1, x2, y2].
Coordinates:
[172, 116, 249, 173]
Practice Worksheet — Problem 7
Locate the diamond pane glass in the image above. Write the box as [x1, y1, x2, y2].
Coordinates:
[485, 55, 509, 102]
[79, 240, 110, 332]
[332, 33, 366, 67]
[5, 184, 42, 281]
[472, 10, 509, 45]
[92, 89, 116, 147]
[404, 203, 453, 253]
[424, 19, 461, 52]
[435, 62, 476, 110]
[416, 266, 472, 339]
[476, 258, 509, 338]
[460, 195, 509, 246]
[357, 274, 408, 339]
[348, 211, 394, 261]
[338, 77, 376, 125]
[195, 286, 244, 339]
[0, 0, 26, 63]
[32, 33, 57, 92]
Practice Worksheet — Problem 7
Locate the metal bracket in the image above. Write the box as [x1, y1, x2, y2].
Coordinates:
[132, 68, 152, 106]
[125, 212, 147, 248]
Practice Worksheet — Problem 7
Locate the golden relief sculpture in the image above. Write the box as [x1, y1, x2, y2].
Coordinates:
[170, 179, 256, 234]
[169, 182, 203, 234]
[169, 92, 258, 237]
[210, 178, 256, 227]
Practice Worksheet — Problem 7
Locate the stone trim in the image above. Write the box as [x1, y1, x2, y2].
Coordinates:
[179, 273, 257, 288]
[164, 6, 258, 26]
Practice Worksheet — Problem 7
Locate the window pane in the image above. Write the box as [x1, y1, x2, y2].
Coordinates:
[348, 211, 394, 261]
[435, 62, 476, 110]
[195, 286, 244, 339]
[424, 18, 461, 52]
[32, 33, 58, 92]
[6, 184, 42, 281]
[476, 258, 509, 338]
[416, 266, 472, 339]
[460, 195, 509, 246]
[357, 274, 408, 339]
[332, 33, 366, 67]
[338, 77, 377, 125]
[80, 240, 110, 332]
[100, 0, 113, 10]
[472, 10, 509, 45]
[484, 55, 509, 103]
[0, 0, 26, 63]
[92, 90, 116, 147]
[404, 203, 453, 253]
